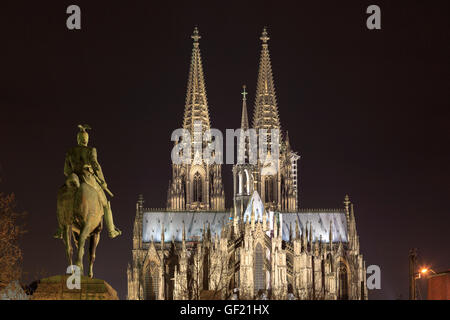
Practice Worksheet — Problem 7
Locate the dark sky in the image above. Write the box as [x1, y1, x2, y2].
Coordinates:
[0, 1, 449, 300]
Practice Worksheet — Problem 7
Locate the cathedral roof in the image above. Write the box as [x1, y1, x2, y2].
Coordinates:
[142, 211, 231, 243]
[142, 209, 348, 244]
[281, 212, 348, 243]
[142, 209, 348, 243]
[242, 191, 348, 243]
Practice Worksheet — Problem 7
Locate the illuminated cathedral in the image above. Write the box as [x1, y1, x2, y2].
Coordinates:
[127, 27, 367, 300]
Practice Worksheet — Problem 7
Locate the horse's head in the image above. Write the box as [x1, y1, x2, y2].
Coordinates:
[66, 173, 80, 189]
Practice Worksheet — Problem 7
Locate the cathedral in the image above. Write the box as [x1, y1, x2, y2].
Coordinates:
[127, 27, 367, 300]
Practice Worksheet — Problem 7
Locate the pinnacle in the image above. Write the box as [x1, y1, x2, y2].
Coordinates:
[253, 27, 280, 130]
[241, 85, 249, 130]
[183, 27, 211, 133]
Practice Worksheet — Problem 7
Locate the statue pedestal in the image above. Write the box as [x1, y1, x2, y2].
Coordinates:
[30, 275, 119, 300]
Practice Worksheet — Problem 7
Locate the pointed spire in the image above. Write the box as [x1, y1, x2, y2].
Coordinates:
[241, 85, 249, 130]
[344, 194, 350, 211]
[238, 85, 250, 165]
[344, 194, 351, 230]
[183, 26, 211, 134]
[253, 27, 280, 130]
[285, 130, 291, 152]
[315, 235, 321, 255]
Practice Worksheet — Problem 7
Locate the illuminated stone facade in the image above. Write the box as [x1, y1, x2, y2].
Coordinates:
[127, 27, 367, 300]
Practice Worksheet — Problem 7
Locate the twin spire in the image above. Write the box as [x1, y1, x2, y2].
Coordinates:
[183, 27, 211, 133]
[253, 27, 281, 130]
[182, 27, 281, 134]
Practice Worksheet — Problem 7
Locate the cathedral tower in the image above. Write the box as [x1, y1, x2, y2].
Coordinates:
[167, 27, 225, 211]
[251, 27, 299, 211]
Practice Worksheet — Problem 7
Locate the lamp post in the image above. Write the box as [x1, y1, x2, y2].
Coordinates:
[409, 249, 417, 300]
[409, 248, 442, 300]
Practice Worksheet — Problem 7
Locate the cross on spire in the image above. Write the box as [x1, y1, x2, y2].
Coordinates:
[260, 27, 270, 43]
[191, 26, 201, 42]
[241, 85, 247, 100]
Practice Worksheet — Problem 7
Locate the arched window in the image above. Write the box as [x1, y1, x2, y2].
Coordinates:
[244, 169, 250, 194]
[254, 243, 265, 293]
[338, 263, 349, 300]
[238, 172, 243, 195]
[264, 176, 273, 203]
[193, 172, 202, 202]
[145, 262, 159, 300]
[242, 171, 247, 194]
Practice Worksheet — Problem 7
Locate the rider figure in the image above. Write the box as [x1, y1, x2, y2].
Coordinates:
[54, 124, 121, 239]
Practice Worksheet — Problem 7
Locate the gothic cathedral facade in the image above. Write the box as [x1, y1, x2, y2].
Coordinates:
[127, 27, 367, 300]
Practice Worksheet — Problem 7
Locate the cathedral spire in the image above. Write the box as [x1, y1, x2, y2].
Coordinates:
[241, 85, 249, 130]
[238, 85, 250, 164]
[253, 27, 280, 130]
[183, 26, 211, 133]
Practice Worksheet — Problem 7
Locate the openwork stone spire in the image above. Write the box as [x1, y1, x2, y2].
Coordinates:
[183, 27, 211, 133]
[252, 27, 281, 130]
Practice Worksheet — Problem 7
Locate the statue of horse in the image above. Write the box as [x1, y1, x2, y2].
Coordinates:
[56, 173, 103, 278]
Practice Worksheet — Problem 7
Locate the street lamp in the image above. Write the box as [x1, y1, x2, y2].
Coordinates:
[417, 268, 436, 279]
[411, 266, 437, 299]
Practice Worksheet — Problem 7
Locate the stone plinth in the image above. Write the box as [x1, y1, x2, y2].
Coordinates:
[30, 275, 118, 300]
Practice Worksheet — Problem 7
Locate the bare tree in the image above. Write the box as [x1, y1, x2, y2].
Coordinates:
[0, 192, 26, 289]
[174, 241, 232, 300]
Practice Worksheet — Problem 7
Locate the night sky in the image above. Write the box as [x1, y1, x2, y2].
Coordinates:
[1, 1, 449, 300]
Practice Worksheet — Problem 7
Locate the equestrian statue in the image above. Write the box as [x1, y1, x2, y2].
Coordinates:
[54, 124, 121, 278]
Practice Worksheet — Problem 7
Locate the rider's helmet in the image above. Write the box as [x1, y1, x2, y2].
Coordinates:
[77, 124, 91, 147]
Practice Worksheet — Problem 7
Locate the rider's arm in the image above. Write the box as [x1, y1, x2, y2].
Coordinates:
[90, 148, 106, 184]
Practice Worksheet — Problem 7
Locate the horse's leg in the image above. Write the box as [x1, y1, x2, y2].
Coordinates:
[73, 230, 79, 249]
[88, 231, 100, 278]
[75, 225, 90, 275]
[63, 225, 73, 273]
